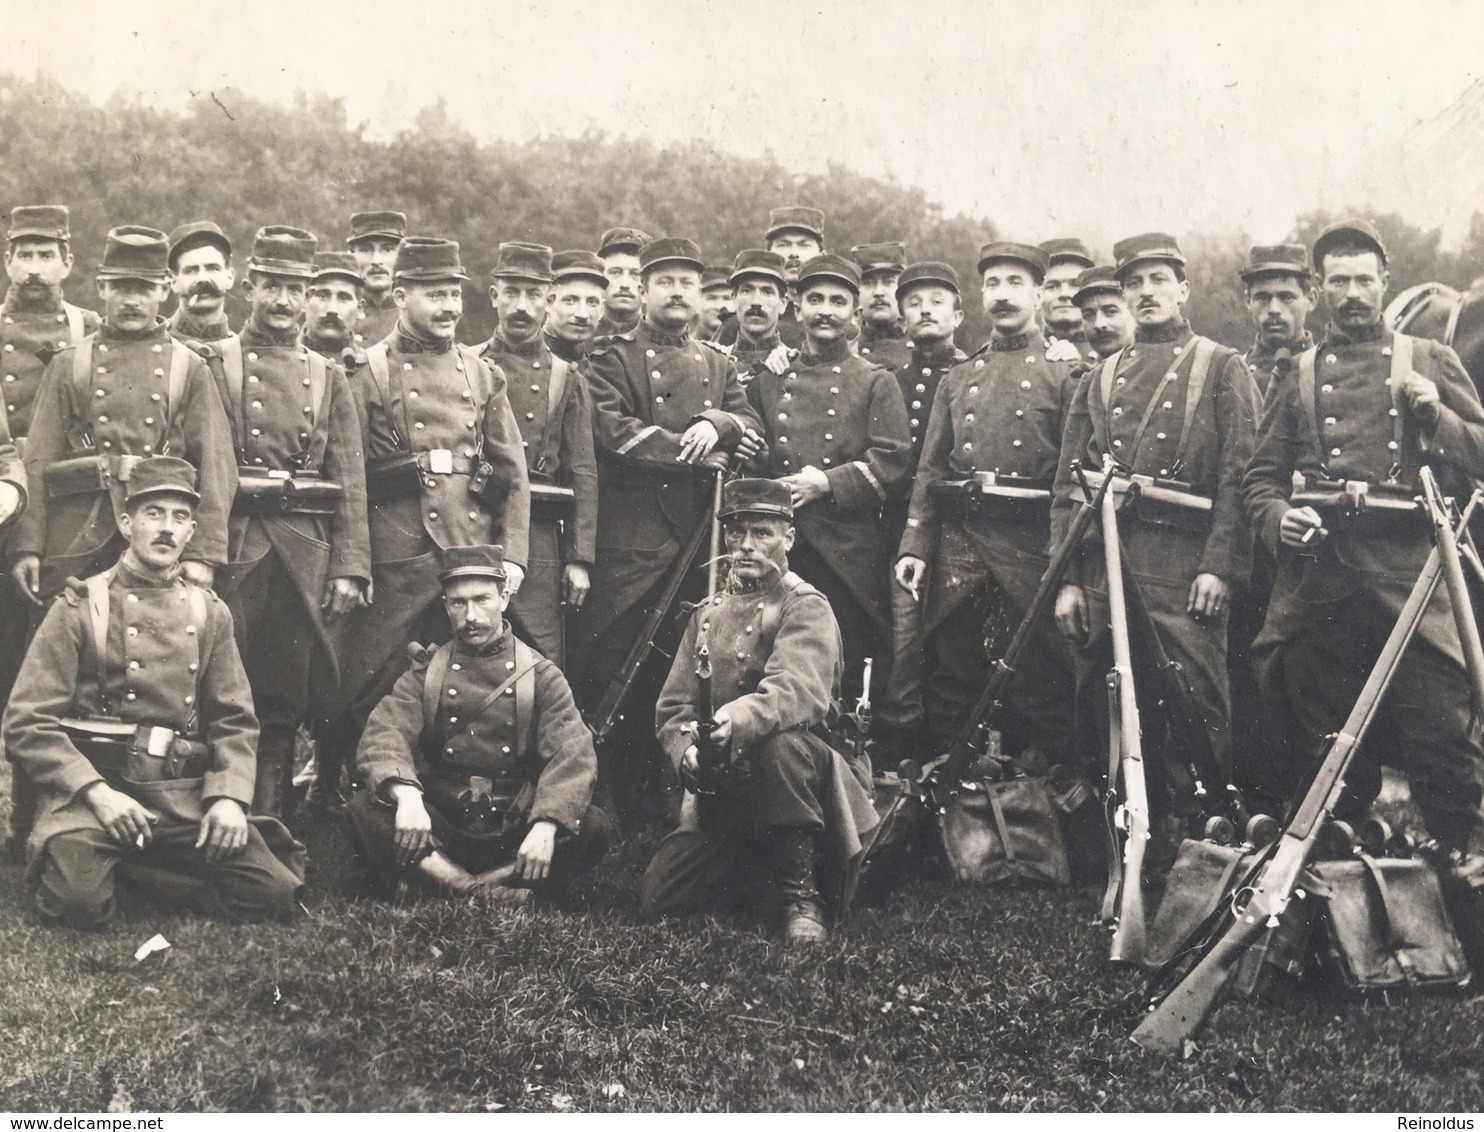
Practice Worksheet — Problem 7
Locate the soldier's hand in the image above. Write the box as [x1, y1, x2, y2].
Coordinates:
[1045, 338, 1081, 363]
[735, 427, 765, 463]
[515, 819, 557, 883]
[322, 576, 366, 621]
[1279, 506, 1327, 548]
[679, 745, 701, 793]
[677, 420, 721, 463]
[699, 449, 731, 472]
[764, 344, 793, 376]
[0, 481, 20, 527]
[1054, 583, 1090, 646]
[388, 784, 433, 865]
[1187, 573, 1231, 621]
[83, 781, 158, 849]
[782, 467, 831, 509]
[561, 563, 591, 609]
[710, 707, 734, 749]
[196, 797, 249, 862]
[503, 561, 525, 595]
[895, 556, 928, 601]
[1403, 371, 1442, 426]
[11, 553, 43, 607]
[180, 560, 215, 590]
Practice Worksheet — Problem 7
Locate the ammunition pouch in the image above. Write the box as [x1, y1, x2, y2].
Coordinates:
[422, 772, 526, 839]
[366, 450, 482, 502]
[939, 761, 1070, 887]
[45, 452, 144, 500]
[1291, 478, 1423, 533]
[1085, 469, 1213, 534]
[528, 481, 577, 515]
[929, 473, 1052, 522]
[233, 468, 343, 516]
[61, 717, 211, 783]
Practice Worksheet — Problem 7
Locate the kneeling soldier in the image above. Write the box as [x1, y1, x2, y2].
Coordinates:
[2, 457, 305, 930]
[348, 544, 610, 902]
[640, 479, 879, 943]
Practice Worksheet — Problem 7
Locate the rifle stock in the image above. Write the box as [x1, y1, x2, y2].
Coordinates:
[694, 466, 727, 799]
[1132, 492, 1478, 1053]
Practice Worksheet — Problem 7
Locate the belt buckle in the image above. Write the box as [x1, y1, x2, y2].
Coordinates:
[428, 449, 454, 475]
[115, 454, 144, 482]
[134, 725, 174, 758]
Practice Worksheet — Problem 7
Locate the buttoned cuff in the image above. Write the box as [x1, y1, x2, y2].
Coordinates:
[202, 764, 254, 808]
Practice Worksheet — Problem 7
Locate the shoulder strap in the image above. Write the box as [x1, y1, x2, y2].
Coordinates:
[71, 336, 94, 405]
[164, 341, 193, 441]
[85, 571, 111, 708]
[538, 352, 572, 472]
[457, 344, 486, 403]
[1097, 348, 1127, 444]
[63, 303, 86, 346]
[1389, 333, 1413, 459]
[1298, 346, 1321, 456]
[217, 336, 245, 453]
[513, 638, 540, 759]
[1171, 336, 1220, 466]
[307, 350, 329, 429]
[184, 584, 207, 733]
[421, 643, 453, 735]
[365, 341, 407, 449]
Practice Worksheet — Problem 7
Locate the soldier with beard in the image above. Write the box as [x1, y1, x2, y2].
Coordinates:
[1039, 238, 1096, 352]
[594, 227, 650, 344]
[852, 242, 911, 372]
[166, 222, 236, 345]
[347, 211, 406, 349]
[1073, 266, 1137, 363]
[304, 251, 365, 360]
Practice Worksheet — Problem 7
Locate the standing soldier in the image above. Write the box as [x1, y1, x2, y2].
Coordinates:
[1073, 265, 1137, 363]
[895, 244, 1079, 760]
[1052, 233, 1258, 828]
[166, 222, 236, 345]
[1240, 244, 1315, 397]
[304, 251, 365, 360]
[852, 242, 911, 372]
[198, 226, 370, 819]
[713, 208, 826, 351]
[1245, 220, 1484, 873]
[545, 250, 608, 354]
[346, 210, 407, 349]
[579, 237, 763, 806]
[746, 254, 912, 706]
[315, 237, 529, 782]
[721, 250, 791, 384]
[479, 242, 597, 669]
[698, 266, 733, 340]
[594, 227, 650, 344]
[1039, 238, 1096, 350]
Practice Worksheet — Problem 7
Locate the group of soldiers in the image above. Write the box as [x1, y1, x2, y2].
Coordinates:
[0, 200, 1481, 947]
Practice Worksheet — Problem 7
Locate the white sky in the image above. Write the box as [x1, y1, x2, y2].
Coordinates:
[3, 0, 1482, 250]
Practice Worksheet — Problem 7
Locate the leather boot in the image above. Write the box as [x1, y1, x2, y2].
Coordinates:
[253, 724, 297, 821]
[769, 826, 827, 944]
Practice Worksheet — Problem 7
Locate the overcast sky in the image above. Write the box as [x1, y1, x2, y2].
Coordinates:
[4, 0, 1482, 251]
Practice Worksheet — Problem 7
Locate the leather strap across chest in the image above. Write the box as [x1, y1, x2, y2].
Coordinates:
[422, 638, 541, 759]
[1097, 336, 1218, 472]
[367, 342, 484, 452]
[85, 571, 207, 727]
[1298, 334, 1410, 474]
[72, 336, 193, 455]
[218, 337, 330, 460]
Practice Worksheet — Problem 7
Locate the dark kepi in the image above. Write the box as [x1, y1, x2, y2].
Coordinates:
[439, 543, 508, 583]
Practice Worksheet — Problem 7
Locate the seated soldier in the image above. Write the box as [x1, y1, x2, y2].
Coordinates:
[348, 544, 610, 903]
[2, 456, 305, 930]
[640, 478, 879, 944]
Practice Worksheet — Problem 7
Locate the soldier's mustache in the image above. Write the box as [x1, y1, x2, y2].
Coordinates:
[808, 315, 840, 328]
[153, 535, 176, 548]
[1339, 301, 1370, 313]
[317, 313, 344, 328]
[744, 306, 766, 318]
[507, 312, 534, 325]
[991, 302, 1019, 315]
[189, 281, 224, 299]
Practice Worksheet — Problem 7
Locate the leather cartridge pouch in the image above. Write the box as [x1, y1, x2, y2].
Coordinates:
[940, 761, 1070, 886]
[928, 473, 1052, 523]
[528, 481, 576, 515]
[61, 717, 211, 784]
[233, 468, 343, 516]
[365, 452, 423, 501]
[422, 773, 528, 840]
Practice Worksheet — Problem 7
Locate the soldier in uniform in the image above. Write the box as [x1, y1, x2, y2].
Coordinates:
[1240, 244, 1315, 397]
[1073, 265, 1136, 363]
[713, 208, 825, 351]
[594, 226, 650, 344]
[346, 210, 407, 349]
[852, 242, 911, 372]
[721, 250, 791, 384]
[0, 206, 98, 848]
[12, 226, 236, 605]
[745, 254, 912, 706]
[197, 226, 370, 819]
[166, 222, 236, 345]
[304, 251, 365, 359]
[578, 237, 763, 808]
[478, 242, 597, 670]
[1245, 220, 1484, 869]
[641, 478, 878, 943]
[315, 237, 529, 782]
[544, 250, 608, 354]
[896, 243, 1079, 759]
[1039, 238, 1096, 351]
[2, 456, 304, 930]
[349, 544, 609, 903]
[1053, 232, 1258, 824]
[698, 266, 733, 340]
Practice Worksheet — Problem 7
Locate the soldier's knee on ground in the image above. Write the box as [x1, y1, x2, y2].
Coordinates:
[345, 787, 404, 876]
[33, 845, 117, 930]
[208, 831, 305, 920]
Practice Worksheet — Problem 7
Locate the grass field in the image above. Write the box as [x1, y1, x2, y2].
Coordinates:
[3, 762, 1483, 1114]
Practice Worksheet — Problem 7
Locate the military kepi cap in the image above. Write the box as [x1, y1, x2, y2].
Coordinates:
[720, 477, 794, 522]
[1312, 219, 1387, 270]
[977, 241, 1051, 282]
[639, 237, 705, 275]
[126, 455, 200, 507]
[1113, 232, 1186, 278]
[394, 237, 470, 283]
[97, 226, 171, 283]
[701, 266, 732, 291]
[1071, 265, 1123, 306]
[313, 250, 364, 286]
[729, 249, 787, 289]
[1240, 244, 1311, 284]
[852, 242, 907, 276]
[247, 225, 317, 279]
[551, 250, 608, 287]
[766, 206, 825, 243]
[795, 253, 861, 294]
[348, 211, 407, 246]
[1040, 238, 1095, 268]
[896, 261, 960, 301]
[597, 227, 651, 258]
[490, 241, 554, 283]
[9, 205, 70, 243]
[167, 221, 232, 270]
[439, 544, 508, 584]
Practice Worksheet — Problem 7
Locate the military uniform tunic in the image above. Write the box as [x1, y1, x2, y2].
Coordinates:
[477, 331, 598, 668]
[746, 337, 911, 699]
[1, 288, 99, 440]
[1244, 323, 1484, 848]
[727, 330, 784, 386]
[2, 560, 303, 927]
[857, 323, 912, 373]
[167, 309, 234, 345]
[15, 319, 238, 594]
[1241, 331, 1313, 400]
[353, 293, 400, 350]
